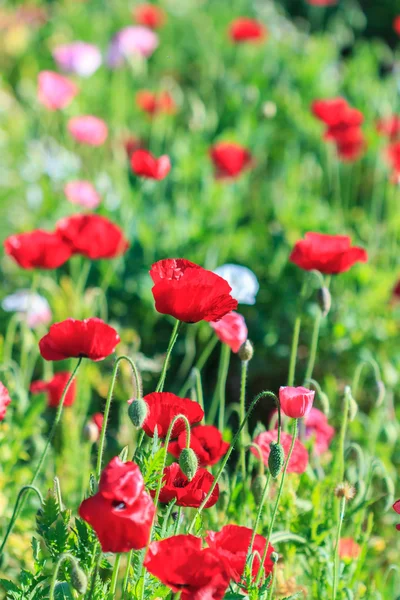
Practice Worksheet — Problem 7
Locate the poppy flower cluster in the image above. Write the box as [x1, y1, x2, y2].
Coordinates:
[131, 149, 171, 179]
[30, 372, 76, 408]
[0, 382, 11, 422]
[312, 97, 365, 161]
[4, 214, 129, 270]
[289, 232, 368, 274]
[210, 142, 253, 179]
[79, 457, 155, 552]
[136, 90, 176, 116]
[150, 258, 238, 322]
[169, 424, 230, 466]
[228, 17, 267, 43]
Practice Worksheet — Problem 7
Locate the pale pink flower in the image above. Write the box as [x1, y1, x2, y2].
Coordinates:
[68, 115, 108, 146]
[37, 71, 78, 111]
[107, 26, 158, 67]
[64, 180, 101, 209]
[53, 42, 102, 77]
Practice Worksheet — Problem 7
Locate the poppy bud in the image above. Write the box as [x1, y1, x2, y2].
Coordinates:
[268, 442, 285, 478]
[376, 380, 385, 407]
[70, 561, 88, 594]
[345, 387, 358, 422]
[238, 340, 254, 362]
[179, 448, 198, 481]
[83, 422, 99, 443]
[128, 398, 148, 428]
[251, 474, 267, 504]
[317, 287, 331, 317]
[270, 551, 279, 564]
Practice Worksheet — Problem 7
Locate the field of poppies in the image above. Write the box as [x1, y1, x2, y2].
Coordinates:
[0, 0, 400, 598]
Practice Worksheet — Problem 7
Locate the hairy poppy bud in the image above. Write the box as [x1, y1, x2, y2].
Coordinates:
[270, 551, 279, 564]
[317, 287, 331, 317]
[179, 448, 198, 481]
[268, 442, 285, 478]
[70, 561, 88, 594]
[128, 398, 148, 428]
[344, 386, 358, 422]
[238, 340, 254, 362]
[251, 474, 267, 504]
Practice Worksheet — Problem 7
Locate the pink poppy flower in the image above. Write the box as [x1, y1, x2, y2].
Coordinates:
[252, 430, 309, 474]
[37, 71, 78, 111]
[53, 42, 102, 78]
[68, 116, 108, 146]
[210, 311, 248, 353]
[64, 181, 101, 209]
[107, 26, 158, 67]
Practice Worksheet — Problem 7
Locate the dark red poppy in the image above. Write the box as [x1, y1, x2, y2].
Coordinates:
[394, 16, 400, 36]
[169, 425, 229, 466]
[131, 149, 171, 180]
[56, 214, 129, 260]
[376, 116, 400, 140]
[150, 258, 238, 322]
[30, 372, 76, 408]
[289, 232, 367, 274]
[136, 90, 176, 116]
[210, 142, 253, 179]
[139, 392, 204, 439]
[79, 457, 155, 552]
[392, 279, 400, 302]
[252, 430, 309, 474]
[229, 18, 267, 43]
[39, 318, 120, 362]
[133, 3, 166, 29]
[206, 525, 275, 583]
[153, 462, 219, 508]
[210, 311, 248, 353]
[144, 535, 231, 600]
[393, 499, 400, 531]
[0, 382, 11, 422]
[4, 230, 73, 270]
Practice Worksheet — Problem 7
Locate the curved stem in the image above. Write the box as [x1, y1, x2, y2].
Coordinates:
[332, 497, 346, 600]
[156, 320, 181, 393]
[0, 485, 43, 558]
[0, 359, 82, 557]
[188, 390, 273, 533]
[49, 553, 82, 600]
[96, 355, 142, 480]
[255, 418, 299, 585]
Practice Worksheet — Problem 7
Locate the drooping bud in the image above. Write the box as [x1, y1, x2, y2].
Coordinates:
[70, 561, 88, 594]
[317, 287, 332, 317]
[128, 398, 148, 428]
[238, 340, 254, 362]
[251, 474, 267, 505]
[270, 551, 279, 564]
[179, 448, 198, 481]
[268, 442, 285, 478]
[344, 386, 358, 422]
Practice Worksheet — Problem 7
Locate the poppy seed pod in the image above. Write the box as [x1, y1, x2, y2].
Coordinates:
[128, 398, 148, 428]
[70, 561, 88, 594]
[251, 473, 267, 504]
[179, 448, 198, 481]
[317, 287, 332, 317]
[238, 340, 254, 362]
[268, 442, 285, 478]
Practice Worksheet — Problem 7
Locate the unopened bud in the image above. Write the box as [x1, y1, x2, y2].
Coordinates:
[128, 398, 148, 428]
[251, 474, 267, 504]
[345, 387, 358, 422]
[71, 561, 88, 594]
[376, 380, 385, 407]
[238, 340, 254, 362]
[83, 422, 99, 443]
[270, 552, 279, 564]
[317, 287, 332, 317]
[179, 448, 198, 481]
[268, 442, 285, 478]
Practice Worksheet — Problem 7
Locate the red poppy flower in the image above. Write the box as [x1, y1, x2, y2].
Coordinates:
[394, 16, 400, 36]
[153, 462, 219, 508]
[133, 3, 166, 29]
[30, 372, 76, 408]
[56, 214, 129, 259]
[306, 0, 337, 5]
[338, 538, 361, 559]
[229, 18, 267, 43]
[210, 142, 253, 179]
[0, 382, 11, 422]
[252, 430, 309, 474]
[4, 230, 73, 270]
[386, 142, 400, 171]
[376, 116, 400, 140]
[169, 425, 229, 466]
[393, 499, 400, 530]
[279, 386, 315, 419]
[136, 90, 176, 115]
[68, 115, 108, 146]
[206, 525, 275, 583]
[39, 318, 120, 362]
[289, 232, 368, 274]
[210, 311, 248, 353]
[150, 258, 238, 322]
[92, 412, 104, 432]
[139, 392, 204, 439]
[144, 535, 231, 600]
[79, 457, 155, 552]
[131, 149, 171, 180]
[312, 98, 349, 126]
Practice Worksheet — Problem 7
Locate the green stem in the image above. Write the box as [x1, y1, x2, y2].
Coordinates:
[0, 359, 82, 557]
[178, 335, 218, 397]
[110, 553, 122, 597]
[156, 320, 181, 392]
[287, 281, 307, 386]
[303, 307, 322, 383]
[336, 389, 350, 482]
[255, 418, 298, 585]
[49, 553, 82, 600]
[96, 355, 142, 480]
[208, 343, 230, 427]
[122, 550, 133, 596]
[332, 497, 346, 600]
[188, 390, 273, 533]
[239, 359, 248, 486]
[193, 368, 205, 420]
[88, 547, 102, 599]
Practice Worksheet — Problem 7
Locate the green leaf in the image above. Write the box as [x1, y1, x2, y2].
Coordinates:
[53, 582, 74, 600]
[223, 594, 246, 599]
[281, 593, 304, 600]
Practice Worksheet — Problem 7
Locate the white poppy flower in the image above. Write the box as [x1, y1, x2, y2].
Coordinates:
[2, 291, 52, 328]
[214, 264, 259, 305]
